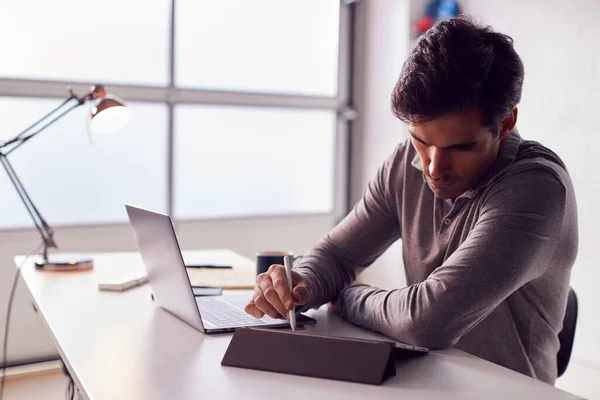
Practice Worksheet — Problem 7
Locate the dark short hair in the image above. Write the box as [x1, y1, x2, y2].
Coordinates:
[391, 16, 524, 134]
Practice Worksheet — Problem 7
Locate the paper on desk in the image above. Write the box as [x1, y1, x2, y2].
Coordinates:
[186, 268, 255, 289]
[183, 250, 256, 290]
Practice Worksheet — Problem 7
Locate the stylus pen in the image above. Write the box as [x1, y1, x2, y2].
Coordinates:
[283, 255, 296, 331]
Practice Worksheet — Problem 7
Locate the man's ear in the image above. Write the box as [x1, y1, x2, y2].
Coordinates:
[497, 107, 518, 140]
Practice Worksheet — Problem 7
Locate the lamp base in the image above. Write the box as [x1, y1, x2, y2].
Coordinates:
[35, 253, 94, 271]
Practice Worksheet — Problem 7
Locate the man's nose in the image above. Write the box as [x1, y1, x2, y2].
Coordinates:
[428, 148, 450, 179]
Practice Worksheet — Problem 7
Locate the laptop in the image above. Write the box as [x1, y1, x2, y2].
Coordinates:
[125, 204, 317, 333]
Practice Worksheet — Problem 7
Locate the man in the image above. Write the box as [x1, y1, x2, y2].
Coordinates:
[245, 17, 578, 384]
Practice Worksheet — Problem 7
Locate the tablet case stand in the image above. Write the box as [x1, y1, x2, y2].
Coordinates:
[221, 327, 396, 385]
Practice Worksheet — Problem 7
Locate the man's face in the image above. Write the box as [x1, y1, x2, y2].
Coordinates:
[408, 108, 509, 200]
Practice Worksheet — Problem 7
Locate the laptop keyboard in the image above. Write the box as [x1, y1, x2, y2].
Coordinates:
[196, 297, 267, 328]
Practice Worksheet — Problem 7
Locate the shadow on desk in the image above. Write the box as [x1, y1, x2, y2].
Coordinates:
[388, 351, 461, 391]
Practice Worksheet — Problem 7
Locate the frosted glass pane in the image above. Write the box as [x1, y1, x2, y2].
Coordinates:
[0, 98, 167, 228]
[174, 106, 336, 219]
[176, 0, 340, 96]
[0, 0, 170, 85]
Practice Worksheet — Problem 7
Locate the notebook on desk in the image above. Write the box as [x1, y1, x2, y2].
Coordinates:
[184, 253, 256, 289]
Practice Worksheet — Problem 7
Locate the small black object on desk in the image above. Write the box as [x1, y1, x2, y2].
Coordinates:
[185, 264, 233, 269]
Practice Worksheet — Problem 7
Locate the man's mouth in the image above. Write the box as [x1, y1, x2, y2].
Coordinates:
[428, 178, 454, 188]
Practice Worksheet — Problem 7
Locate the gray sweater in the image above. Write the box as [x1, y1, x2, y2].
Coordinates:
[295, 130, 578, 384]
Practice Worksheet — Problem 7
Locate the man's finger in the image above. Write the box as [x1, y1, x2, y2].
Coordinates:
[291, 284, 310, 305]
[270, 265, 294, 310]
[244, 300, 265, 319]
[257, 269, 288, 317]
[252, 286, 281, 319]
[291, 271, 312, 305]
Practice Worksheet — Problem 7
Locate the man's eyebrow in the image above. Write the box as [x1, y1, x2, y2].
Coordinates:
[409, 132, 428, 145]
[409, 132, 477, 150]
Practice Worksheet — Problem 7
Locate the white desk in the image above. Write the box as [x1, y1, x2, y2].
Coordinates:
[16, 251, 581, 400]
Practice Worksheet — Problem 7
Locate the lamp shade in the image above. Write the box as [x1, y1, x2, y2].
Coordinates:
[89, 94, 131, 134]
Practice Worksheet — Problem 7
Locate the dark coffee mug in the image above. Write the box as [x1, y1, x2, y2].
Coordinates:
[256, 251, 303, 277]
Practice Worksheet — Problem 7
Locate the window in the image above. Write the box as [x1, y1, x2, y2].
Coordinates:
[176, 0, 340, 96]
[0, 0, 350, 228]
[0, 0, 170, 85]
[174, 105, 336, 219]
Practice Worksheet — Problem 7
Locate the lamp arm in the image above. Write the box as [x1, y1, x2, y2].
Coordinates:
[2, 95, 76, 146]
[3, 101, 83, 156]
[0, 86, 100, 262]
[0, 152, 56, 261]
[0, 86, 99, 155]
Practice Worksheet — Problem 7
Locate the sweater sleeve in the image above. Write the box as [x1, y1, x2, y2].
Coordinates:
[334, 169, 567, 348]
[293, 143, 405, 309]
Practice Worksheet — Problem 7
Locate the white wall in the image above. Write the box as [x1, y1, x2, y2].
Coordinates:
[351, 0, 411, 290]
[0, 214, 334, 365]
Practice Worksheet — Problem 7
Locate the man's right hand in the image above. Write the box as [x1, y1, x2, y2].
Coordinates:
[244, 264, 312, 319]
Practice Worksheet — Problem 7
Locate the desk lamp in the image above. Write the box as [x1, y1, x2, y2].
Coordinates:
[0, 85, 130, 270]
